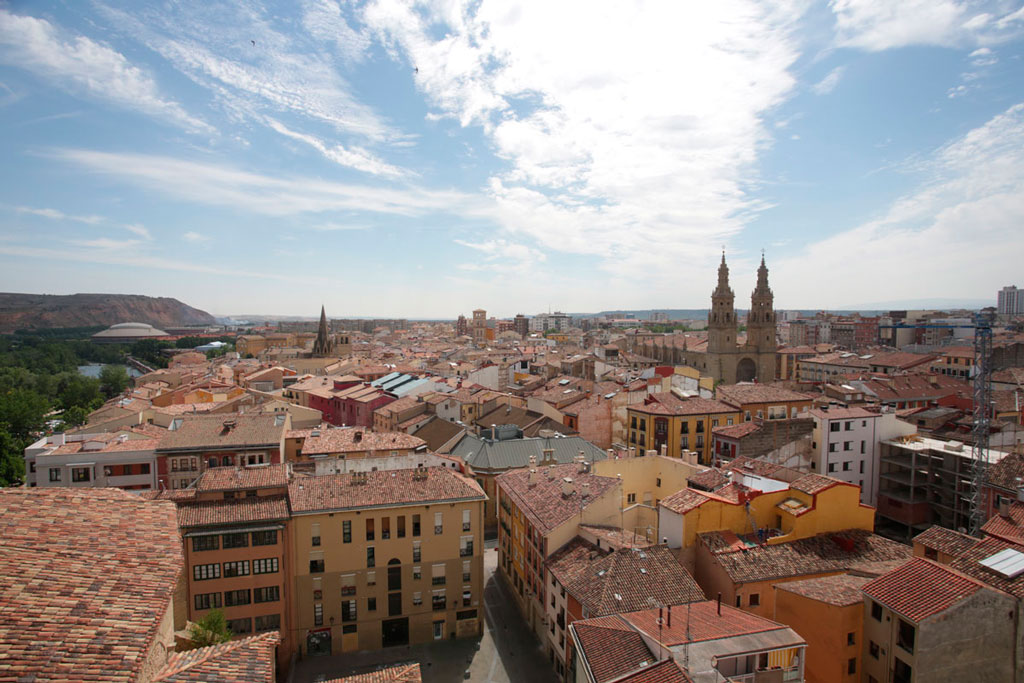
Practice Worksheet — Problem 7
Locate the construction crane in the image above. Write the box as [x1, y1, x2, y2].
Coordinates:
[877, 309, 996, 536]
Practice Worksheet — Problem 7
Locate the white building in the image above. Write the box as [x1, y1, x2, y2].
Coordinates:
[529, 312, 573, 333]
[807, 406, 914, 505]
[998, 285, 1023, 316]
[24, 431, 159, 491]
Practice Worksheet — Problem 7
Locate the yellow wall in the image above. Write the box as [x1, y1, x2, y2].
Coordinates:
[626, 407, 741, 464]
[593, 455, 701, 510]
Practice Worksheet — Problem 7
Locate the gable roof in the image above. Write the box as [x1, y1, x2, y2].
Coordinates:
[496, 463, 619, 535]
[450, 434, 607, 472]
[572, 615, 656, 683]
[774, 573, 871, 607]
[195, 463, 289, 492]
[0, 488, 182, 683]
[912, 525, 978, 558]
[157, 414, 285, 452]
[982, 502, 1024, 545]
[288, 467, 485, 514]
[862, 558, 987, 622]
[154, 632, 279, 682]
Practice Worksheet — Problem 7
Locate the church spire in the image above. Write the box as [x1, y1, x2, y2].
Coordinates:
[312, 305, 333, 357]
[753, 251, 771, 297]
[714, 250, 733, 298]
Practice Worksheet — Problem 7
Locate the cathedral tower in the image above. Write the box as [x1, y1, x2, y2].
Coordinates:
[707, 252, 737, 355]
[747, 254, 776, 352]
[312, 305, 334, 357]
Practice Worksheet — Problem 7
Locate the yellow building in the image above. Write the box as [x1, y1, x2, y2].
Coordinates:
[626, 394, 741, 464]
[287, 466, 486, 655]
[715, 383, 815, 422]
[659, 458, 877, 571]
[496, 462, 622, 640]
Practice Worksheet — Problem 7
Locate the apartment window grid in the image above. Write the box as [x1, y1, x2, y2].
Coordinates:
[222, 532, 248, 549]
[255, 614, 280, 632]
[434, 511, 444, 535]
[192, 535, 219, 552]
[193, 592, 221, 611]
[253, 557, 279, 574]
[432, 563, 446, 586]
[227, 618, 252, 635]
[193, 563, 220, 581]
[223, 560, 250, 577]
[252, 530, 277, 546]
[224, 589, 251, 607]
[254, 586, 280, 603]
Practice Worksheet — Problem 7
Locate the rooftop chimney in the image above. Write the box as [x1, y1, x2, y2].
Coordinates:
[1000, 497, 1012, 518]
[561, 477, 575, 497]
[354, 431, 363, 443]
[528, 468, 537, 485]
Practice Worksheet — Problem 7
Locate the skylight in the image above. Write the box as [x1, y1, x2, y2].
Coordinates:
[980, 548, 1024, 578]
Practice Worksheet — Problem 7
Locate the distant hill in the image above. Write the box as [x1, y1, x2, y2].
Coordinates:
[0, 293, 216, 333]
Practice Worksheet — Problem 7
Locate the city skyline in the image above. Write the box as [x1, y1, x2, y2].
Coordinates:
[1, 1, 1024, 317]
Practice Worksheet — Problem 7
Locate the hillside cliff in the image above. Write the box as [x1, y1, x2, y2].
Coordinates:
[0, 293, 216, 333]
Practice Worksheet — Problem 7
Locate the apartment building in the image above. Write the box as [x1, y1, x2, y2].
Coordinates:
[626, 394, 741, 465]
[496, 463, 622, 642]
[24, 430, 158, 490]
[807, 405, 915, 505]
[570, 601, 806, 683]
[716, 383, 814, 422]
[862, 558, 1016, 683]
[175, 464, 293, 667]
[288, 467, 486, 655]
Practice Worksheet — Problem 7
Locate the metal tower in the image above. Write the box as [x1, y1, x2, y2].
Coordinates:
[969, 309, 995, 537]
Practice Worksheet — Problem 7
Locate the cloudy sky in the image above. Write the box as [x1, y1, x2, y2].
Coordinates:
[1, 0, 1023, 318]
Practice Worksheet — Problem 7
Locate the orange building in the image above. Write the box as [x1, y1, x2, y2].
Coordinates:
[774, 574, 868, 683]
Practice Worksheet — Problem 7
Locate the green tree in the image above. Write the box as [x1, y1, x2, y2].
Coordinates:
[0, 430, 25, 487]
[0, 388, 50, 441]
[54, 373, 102, 411]
[60, 405, 90, 428]
[99, 365, 130, 398]
[189, 608, 232, 647]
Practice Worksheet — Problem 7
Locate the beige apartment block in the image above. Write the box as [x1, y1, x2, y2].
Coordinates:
[288, 467, 486, 655]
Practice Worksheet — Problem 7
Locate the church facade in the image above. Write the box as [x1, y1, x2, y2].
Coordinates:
[631, 255, 778, 384]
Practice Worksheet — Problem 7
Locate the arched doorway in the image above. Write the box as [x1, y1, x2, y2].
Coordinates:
[736, 357, 757, 383]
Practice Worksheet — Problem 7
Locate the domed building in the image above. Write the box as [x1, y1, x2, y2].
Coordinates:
[91, 322, 170, 344]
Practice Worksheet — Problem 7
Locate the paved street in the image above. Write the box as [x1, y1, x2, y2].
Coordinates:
[290, 540, 557, 683]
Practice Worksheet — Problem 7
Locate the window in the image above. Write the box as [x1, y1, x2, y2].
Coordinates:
[194, 592, 221, 610]
[897, 619, 915, 653]
[681, 421, 689, 434]
[870, 601, 882, 622]
[193, 563, 220, 581]
[843, 441, 852, 451]
[463, 509, 471, 531]
[847, 632, 855, 646]
[222, 560, 250, 577]
[696, 420, 704, 434]
[413, 591, 422, 605]
[413, 514, 421, 537]
[843, 461, 851, 471]
[366, 518, 375, 541]
[382, 517, 390, 539]
[413, 541, 422, 562]
[828, 463, 836, 473]
[869, 641, 879, 659]
[368, 597, 377, 612]
[749, 593, 760, 607]
[860, 441, 866, 454]
[49, 468, 61, 482]
[314, 603, 323, 626]
[727, 417, 734, 425]
[735, 595, 742, 607]
[893, 659, 912, 683]
[830, 422, 840, 432]
[844, 421, 852, 431]
[847, 658, 856, 675]
[712, 419, 719, 428]
[681, 436, 689, 450]
[432, 590, 446, 611]
[432, 564, 446, 585]
[435, 511, 443, 535]
[413, 566, 422, 580]
[463, 560, 471, 582]
[627, 493, 636, 504]
[342, 599, 357, 622]
[309, 558, 325, 573]
[859, 461, 865, 474]
[254, 586, 280, 603]
[695, 435, 704, 449]
[222, 532, 248, 549]
[341, 574, 356, 597]
[224, 589, 251, 607]
[255, 614, 280, 632]
[249, 529, 276, 546]
[397, 515, 406, 538]
[656, 477, 662, 487]
[253, 558, 279, 574]
[226, 618, 252, 635]
[925, 546, 938, 560]
[460, 536, 474, 557]
[367, 571, 376, 586]
[192, 535, 219, 552]
[342, 520, 351, 543]
[71, 467, 90, 482]
[367, 546, 375, 568]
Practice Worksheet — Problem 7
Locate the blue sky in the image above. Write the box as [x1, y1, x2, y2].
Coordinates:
[1, 0, 1023, 318]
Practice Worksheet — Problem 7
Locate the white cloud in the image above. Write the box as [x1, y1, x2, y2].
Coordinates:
[52, 148, 484, 218]
[830, 0, 1024, 51]
[455, 238, 545, 274]
[183, 231, 208, 243]
[302, 0, 372, 63]
[71, 237, 143, 250]
[363, 0, 807, 278]
[310, 222, 369, 231]
[15, 206, 102, 224]
[0, 9, 212, 134]
[266, 118, 407, 178]
[771, 102, 1024, 305]
[124, 223, 152, 240]
[969, 46, 998, 65]
[812, 66, 845, 95]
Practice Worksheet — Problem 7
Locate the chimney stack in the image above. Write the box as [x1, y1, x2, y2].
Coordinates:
[1000, 497, 1012, 518]
[561, 477, 575, 497]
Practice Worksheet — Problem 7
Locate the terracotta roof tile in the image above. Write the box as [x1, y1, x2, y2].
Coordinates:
[325, 663, 422, 682]
[154, 632, 279, 682]
[0, 488, 182, 683]
[289, 467, 484, 513]
[981, 502, 1024, 546]
[177, 495, 291, 528]
[158, 414, 286, 451]
[497, 464, 619, 535]
[195, 464, 290, 492]
[659, 488, 710, 514]
[949, 536, 1024, 597]
[863, 558, 987, 622]
[774, 573, 871, 606]
[297, 427, 425, 455]
[912, 525, 977, 557]
[623, 600, 799, 646]
[571, 615, 655, 683]
[716, 384, 814, 406]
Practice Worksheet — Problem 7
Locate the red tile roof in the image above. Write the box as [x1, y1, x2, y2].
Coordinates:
[630, 394, 738, 417]
[711, 421, 761, 439]
[617, 659, 693, 683]
[325, 663, 422, 682]
[572, 615, 656, 683]
[862, 558, 987, 622]
[497, 463, 620, 535]
[949, 536, 1024, 597]
[659, 488, 710, 514]
[158, 414, 286, 451]
[623, 600, 796, 645]
[296, 427, 426, 455]
[177, 495, 291, 528]
[774, 573, 870, 606]
[195, 464, 290, 492]
[912, 525, 977, 557]
[789, 473, 842, 495]
[289, 467, 485, 513]
[716, 383, 814, 406]
[981, 502, 1024, 545]
[154, 631, 279, 682]
[0, 488, 182, 683]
